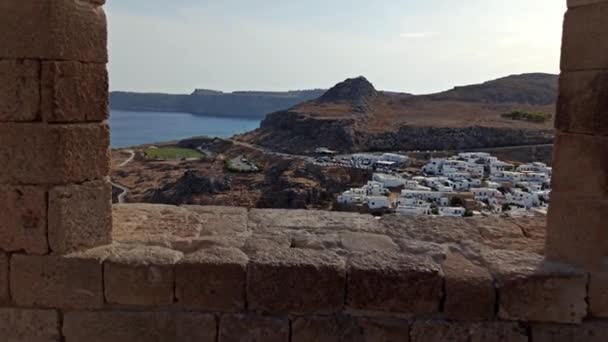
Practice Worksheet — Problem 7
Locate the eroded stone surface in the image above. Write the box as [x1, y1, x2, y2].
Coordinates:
[411, 321, 528, 342]
[248, 248, 346, 314]
[219, 314, 289, 342]
[0, 253, 7, 303]
[482, 249, 588, 324]
[63, 311, 216, 342]
[292, 316, 410, 342]
[0, 185, 48, 254]
[0, 60, 40, 122]
[0, 308, 60, 342]
[532, 321, 608, 342]
[249, 209, 385, 234]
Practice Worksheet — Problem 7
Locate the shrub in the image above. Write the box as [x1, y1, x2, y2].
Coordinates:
[501, 110, 552, 123]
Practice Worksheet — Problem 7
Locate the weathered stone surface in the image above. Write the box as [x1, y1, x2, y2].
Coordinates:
[291, 231, 341, 251]
[411, 321, 527, 342]
[557, 71, 608, 136]
[442, 252, 495, 320]
[292, 316, 410, 342]
[0, 185, 48, 254]
[562, 2, 608, 70]
[104, 245, 182, 306]
[347, 252, 442, 315]
[0, 253, 7, 303]
[569, 0, 608, 7]
[546, 193, 608, 268]
[0, 123, 110, 184]
[410, 321, 470, 342]
[532, 321, 608, 342]
[482, 250, 588, 324]
[248, 248, 346, 314]
[63, 311, 217, 342]
[112, 204, 249, 251]
[0, 60, 40, 122]
[219, 314, 289, 342]
[589, 272, 608, 317]
[340, 232, 399, 253]
[0, 0, 107, 62]
[0, 308, 60, 342]
[551, 133, 608, 197]
[48, 180, 112, 253]
[176, 247, 247, 311]
[11, 254, 103, 309]
[381, 215, 482, 244]
[41, 61, 108, 122]
[249, 209, 385, 234]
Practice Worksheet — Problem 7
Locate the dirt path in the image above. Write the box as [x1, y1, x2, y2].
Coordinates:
[112, 149, 135, 204]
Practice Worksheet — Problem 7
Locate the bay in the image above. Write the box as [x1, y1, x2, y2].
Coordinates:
[110, 110, 261, 148]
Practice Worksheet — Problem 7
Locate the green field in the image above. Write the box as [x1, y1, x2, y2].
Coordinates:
[145, 147, 203, 160]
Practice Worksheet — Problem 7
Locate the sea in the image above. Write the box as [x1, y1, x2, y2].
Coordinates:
[109, 110, 261, 148]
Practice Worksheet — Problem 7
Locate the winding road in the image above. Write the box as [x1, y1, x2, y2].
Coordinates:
[111, 149, 134, 204]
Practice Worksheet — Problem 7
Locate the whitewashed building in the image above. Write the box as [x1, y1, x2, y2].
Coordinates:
[439, 207, 466, 217]
[365, 196, 392, 210]
[373, 173, 406, 188]
[471, 188, 503, 201]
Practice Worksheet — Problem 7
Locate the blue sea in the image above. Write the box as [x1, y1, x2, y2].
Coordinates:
[110, 110, 261, 148]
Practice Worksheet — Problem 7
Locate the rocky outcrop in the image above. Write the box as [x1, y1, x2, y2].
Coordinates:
[143, 171, 231, 205]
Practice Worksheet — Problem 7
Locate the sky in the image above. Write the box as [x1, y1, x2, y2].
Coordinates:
[106, 0, 567, 95]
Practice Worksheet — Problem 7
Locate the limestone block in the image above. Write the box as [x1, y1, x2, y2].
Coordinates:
[63, 311, 217, 342]
[176, 247, 247, 311]
[0, 123, 110, 185]
[103, 245, 182, 306]
[48, 180, 112, 253]
[546, 193, 608, 268]
[0, 60, 40, 122]
[347, 252, 442, 315]
[568, 0, 608, 8]
[0, 0, 107, 62]
[0, 308, 60, 342]
[339, 231, 399, 253]
[556, 71, 608, 136]
[551, 133, 608, 197]
[0, 185, 48, 254]
[589, 272, 608, 317]
[442, 252, 496, 320]
[10, 254, 103, 309]
[41, 61, 108, 123]
[482, 250, 588, 324]
[411, 321, 527, 342]
[292, 316, 410, 342]
[219, 314, 289, 342]
[247, 248, 346, 314]
[532, 321, 608, 342]
[562, 3, 608, 71]
[0, 253, 7, 303]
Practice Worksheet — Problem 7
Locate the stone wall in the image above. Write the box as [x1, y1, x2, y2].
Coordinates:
[1, 0, 608, 341]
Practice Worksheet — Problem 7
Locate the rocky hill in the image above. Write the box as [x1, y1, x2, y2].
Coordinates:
[110, 89, 325, 119]
[238, 74, 557, 153]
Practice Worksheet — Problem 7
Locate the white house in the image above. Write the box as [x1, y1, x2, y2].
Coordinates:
[396, 205, 431, 216]
[380, 153, 409, 164]
[438, 207, 466, 217]
[490, 161, 515, 174]
[444, 172, 471, 181]
[365, 196, 392, 210]
[490, 171, 523, 183]
[471, 188, 503, 201]
[364, 181, 388, 196]
[506, 189, 538, 209]
[422, 158, 446, 174]
[373, 173, 406, 188]
[520, 172, 550, 183]
[517, 162, 552, 175]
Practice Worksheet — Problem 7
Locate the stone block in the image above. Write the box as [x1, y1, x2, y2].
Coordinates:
[48, 180, 112, 253]
[103, 245, 182, 306]
[63, 311, 217, 342]
[411, 321, 527, 342]
[0, 123, 110, 185]
[442, 252, 495, 320]
[0, 185, 48, 254]
[347, 252, 442, 315]
[482, 250, 588, 324]
[0, 308, 60, 342]
[0, 253, 8, 303]
[556, 71, 608, 136]
[247, 248, 346, 314]
[0, 60, 40, 122]
[589, 272, 608, 317]
[551, 133, 608, 197]
[0, 0, 107, 62]
[292, 316, 410, 342]
[41, 61, 108, 123]
[11, 254, 103, 309]
[176, 247, 247, 311]
[546, 193, 608, 268]
[532, 321, 608, 342]
[218, 314, 289, 342]
[561, 3, 608, 71]
[339, 231, 399, 253]
[568, 0, 608, 8]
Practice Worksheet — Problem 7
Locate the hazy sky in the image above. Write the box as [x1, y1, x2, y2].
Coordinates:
[106, 0, 567, 94]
